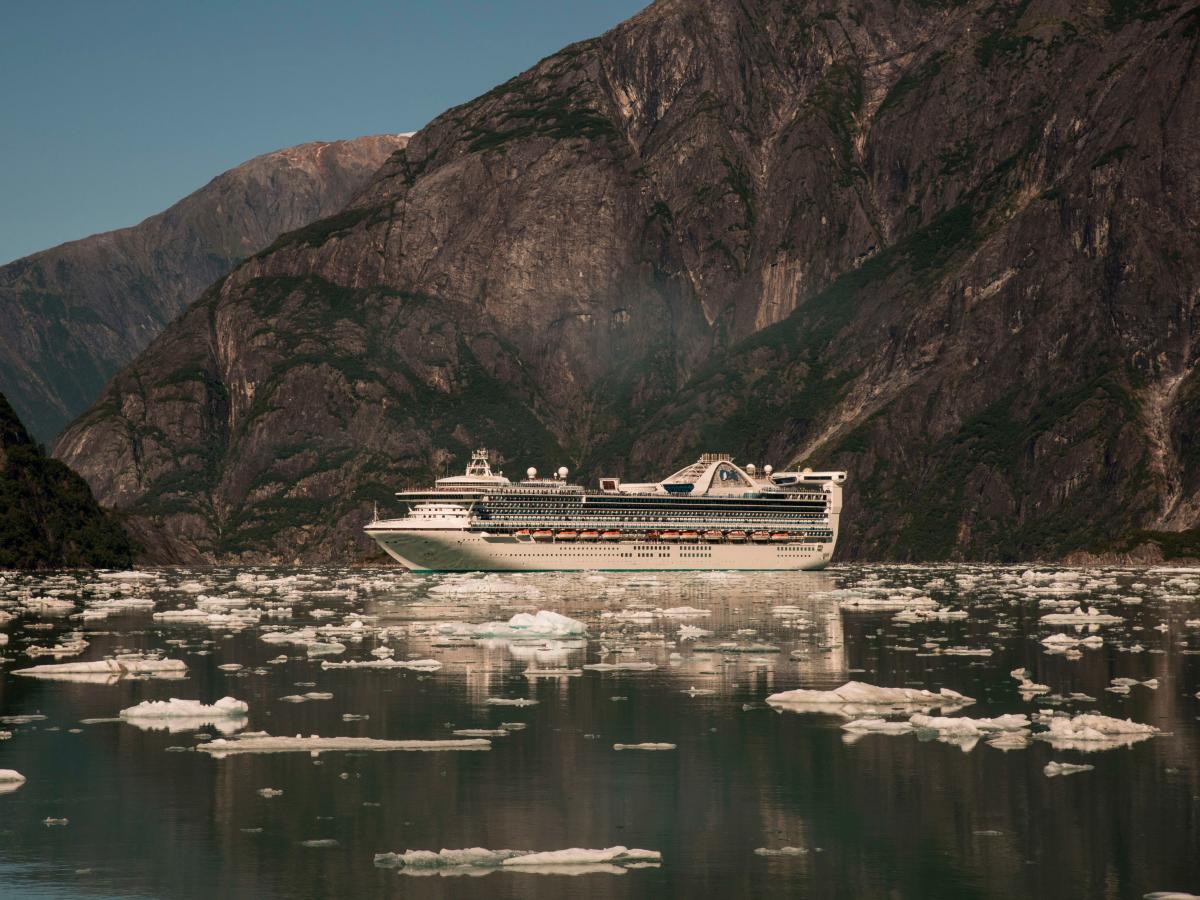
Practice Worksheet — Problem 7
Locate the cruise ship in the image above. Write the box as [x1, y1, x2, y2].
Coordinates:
[365, 449, 845, 572]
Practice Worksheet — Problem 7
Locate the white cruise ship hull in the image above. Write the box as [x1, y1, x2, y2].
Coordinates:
[367, 529, 834, 572]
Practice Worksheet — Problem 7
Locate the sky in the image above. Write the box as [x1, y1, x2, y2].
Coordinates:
[0, 0, 648, 265]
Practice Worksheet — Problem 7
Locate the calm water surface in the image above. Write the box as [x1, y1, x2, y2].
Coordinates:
[0, 565, 1198, 899]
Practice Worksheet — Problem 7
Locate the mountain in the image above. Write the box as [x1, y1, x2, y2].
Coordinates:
[56, 0, 1200, 564]
[0, 392, 134, 569]
[0, 134, 409, 443]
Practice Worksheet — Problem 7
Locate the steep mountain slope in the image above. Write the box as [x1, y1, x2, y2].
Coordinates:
[0, 393, 134, 569]
[0, 134, 408, 442]
[56, 0, 1200, 563]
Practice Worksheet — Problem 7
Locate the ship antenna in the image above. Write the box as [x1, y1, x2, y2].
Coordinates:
[373, 501, 379, 524]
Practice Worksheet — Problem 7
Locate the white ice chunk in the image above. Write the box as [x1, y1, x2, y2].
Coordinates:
[613, 742, 676, 750]
[766, 681, 974, 713]
[199, 733, 491, 756]
[1039, 608, 1123, 625]
[1035, 713, 1160, 751]
[0, 769, 26, 795]
[1044, 761, 1094, 777]
[584, 662, 658, 672]
[319, 658, 441, 671]
[471, 610, 586, 639]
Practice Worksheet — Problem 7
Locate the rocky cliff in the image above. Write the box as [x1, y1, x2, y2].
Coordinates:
[0, 134, 408, 443]
[56, 0, 1200, 563]
[0, 393, 134, 569]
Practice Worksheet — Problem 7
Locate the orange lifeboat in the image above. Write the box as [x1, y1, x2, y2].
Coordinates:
[727, 531, 748, 542]
[751, 531, 771, 543]
[661, 530, 681, 542]
[703, 530, 723, 542]
[515, 528, 531, 539]
[601, 530, 622, 541]
[580, 530, 600, 541]
[680, 530, 700, 542]
[532, 529, 553, 542]
[770, 531, 790, 542]
[557, 530, 578, 541]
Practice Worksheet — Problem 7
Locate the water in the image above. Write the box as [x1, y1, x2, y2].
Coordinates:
[0, 565, 1198, 899]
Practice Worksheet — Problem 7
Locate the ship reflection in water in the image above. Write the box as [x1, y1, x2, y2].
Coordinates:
[0, 565, 1198, 898]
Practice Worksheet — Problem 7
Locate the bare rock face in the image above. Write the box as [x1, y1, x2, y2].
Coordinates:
[56, 0, 1200, 563]
[0, 134, 408, 442]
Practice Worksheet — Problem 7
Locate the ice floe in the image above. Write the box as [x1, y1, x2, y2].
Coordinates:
[613, 742, 676, 750]
[14, 656, 187, 682]
[767, 681, 975, 714]
[1044, 762, 1094, 777]
[1039, 607, 1123, 625]
[199, 733, 492, 755]
[374, 846, 660, 873]
[1034, 713, 1160, 752]
[0, 769, 26, 794]
[119, 696, 249, 734]
[319, 658, 441, 671]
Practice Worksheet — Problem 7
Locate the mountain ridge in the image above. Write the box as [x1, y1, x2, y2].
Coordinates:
[54, 0, 1200, 563]
[0, 134, 409, 443]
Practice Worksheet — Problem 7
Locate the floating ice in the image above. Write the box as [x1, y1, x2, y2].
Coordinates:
[471, 611, 586, 639]
[766, 681, 975, 713]
[613, 742, 676, 750]
[319, 658, 441, 671]
[754, 847, 809, 856]
[909, 713, 1030, 735]
[374, 846, 660, 872]
[0, 769, 26, 794]
[119, 696, 249, 734]
[485, 697, 538, 706]
[14, 656, 187, 681]
[121, 696, 248, 719]
[841, 718, 915, 735]
[1039, 608, 1123, 625]
[584, 662, 658, 672]
[893, 607, 968, 623]
[199, 733, 492, 756]
[1044, 762, 1094, 777]
[1035, 713, 1160, 751]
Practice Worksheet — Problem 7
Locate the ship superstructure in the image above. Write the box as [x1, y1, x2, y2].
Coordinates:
[365, 449, 845, 572]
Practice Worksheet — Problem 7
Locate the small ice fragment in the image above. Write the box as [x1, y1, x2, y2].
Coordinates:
[257, 788, 284, 798]
[120, 697, 248, 720]
[613, 742, 676, 750]
[198, 734, 491, 756]
[584, 662, 658, 672]
[754, 846, 808, 856]
[1044, 762, 1094, 777]
[485, 697, 538, 707]
[43, 818, 69, 826]
[300, 839, 338, 848]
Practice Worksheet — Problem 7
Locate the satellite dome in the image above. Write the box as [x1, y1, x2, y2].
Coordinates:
[526, 467, 537, 478]
[764, 464, 773, 475]
[558, 466, 569, 478]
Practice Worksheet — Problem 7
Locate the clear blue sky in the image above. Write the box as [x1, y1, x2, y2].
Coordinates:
[0, 0, 648, 265]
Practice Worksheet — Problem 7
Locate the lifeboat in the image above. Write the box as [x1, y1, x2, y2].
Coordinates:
[515, 529, 531, 539]
[680, 530, 700, 542]
[703, 530, 724, 542]
[727, 531, 748, 542]
[661, 530, 681, 542]
[601, 530, 623, 541]
[580, 530, 600, 541]
[770, 532, 790, 542]
[532, 529, 553, 542]
[751, 531, 771, 543]
[646, 531, 661, 541]
[556, 530, 578, 541]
